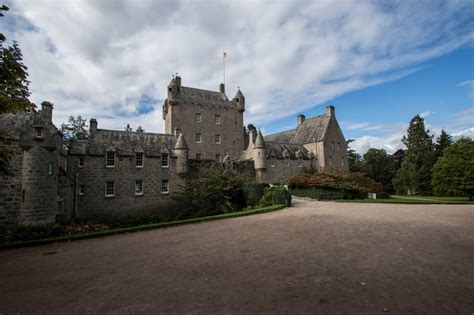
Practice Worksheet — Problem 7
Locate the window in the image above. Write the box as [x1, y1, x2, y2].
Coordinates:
[215, 134, 221, 144]
[196, 153, 202, 160]
[214, 115, 221, 124]
[331, 142, 335, 150]
[135, 152, 144, 167]
[161, 179, 169, 194]
[270, 160, 276, 168]
[135, 180, 143, 195]
[78, 157, 84, 168]
[106, 152, 115, 168]
[341, 157, 345, 166]
[215, 154, 221, 161]
[79, 185, 85, 195]
[195, 133, 202, 143]
[329, 156, 332, 166]
[298, 161, 303, 168]
[195, 113, 201, 123]
[161, 153, 169, 168]
[285, 159, 289, 168]
[337, 142, 341, 150]
[35, 128, 42, 138]
[105, 181, 115, 197]
[48, 163, 53, 175]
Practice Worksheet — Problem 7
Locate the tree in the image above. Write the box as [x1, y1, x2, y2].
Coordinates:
[0, 6, 35, 175]
[60, 116, 88, 149]
[435, 129, 453, 158]
[432, 138, 474, 200]
[362, 148, 396, 193]
[393, 115, 435, 195]
[346, 139, 364, 172]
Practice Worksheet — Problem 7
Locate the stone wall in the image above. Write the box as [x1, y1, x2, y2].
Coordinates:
[321, 117, 348, 172]
[259, 158, 314, 183]
[68, 152, 185, 220]
[0, 143, 23, 226]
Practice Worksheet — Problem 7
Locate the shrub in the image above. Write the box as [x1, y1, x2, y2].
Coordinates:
[291, 187, 347, 200]
[172, 168, 246, 219]
[242, 181, 269, 207]
[258, 186, 292, 207]
[10, 223, 65, 242]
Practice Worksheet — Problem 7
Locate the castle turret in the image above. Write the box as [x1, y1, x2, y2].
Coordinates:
[234, 88, 245, 113]
[253, 130, 266, 170]
[167, 75, 182, 102]
[174, 133, 189, 176]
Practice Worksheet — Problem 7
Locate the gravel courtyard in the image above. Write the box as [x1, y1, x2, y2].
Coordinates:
[1, 198, 473, 314]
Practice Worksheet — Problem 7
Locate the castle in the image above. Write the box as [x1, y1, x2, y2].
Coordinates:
[0, 76, 347, 226]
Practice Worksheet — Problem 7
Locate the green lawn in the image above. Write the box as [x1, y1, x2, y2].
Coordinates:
[337, 195, 474, 204]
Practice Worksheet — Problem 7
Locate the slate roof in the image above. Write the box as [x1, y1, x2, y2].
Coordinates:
[70, 129, 177, 157]
[264, 114, 329, 144]
[179, 86, 229, 106]
[265, 142, 311, 160]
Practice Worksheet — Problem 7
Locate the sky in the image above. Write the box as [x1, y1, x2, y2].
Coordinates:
[2, 0, 473, 154]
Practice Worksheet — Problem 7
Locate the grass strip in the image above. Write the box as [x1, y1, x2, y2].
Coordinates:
[1, 204, 285, 249]
[336, 195, 473, 204]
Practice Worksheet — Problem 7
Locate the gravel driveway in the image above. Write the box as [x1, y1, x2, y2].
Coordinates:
[1, 198, 473, 314]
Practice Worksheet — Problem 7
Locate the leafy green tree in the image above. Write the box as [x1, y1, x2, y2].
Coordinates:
[362, 148, 396, 193]
[393, 115, 435, 195]
[346, 139, 364, 172]
[432, 138, 474, 200]
[435, 129, 453, 158]
[0, 6, 35, 175]
[60, 116, 88, 148]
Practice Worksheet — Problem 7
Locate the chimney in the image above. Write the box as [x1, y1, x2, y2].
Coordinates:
[175, 76, 182, 86]
[41, 101, 53, 122]
[219, 83, 225, 94]
[326, 105, 335, 117]
[90, 118, 98, 134]
[297, 114, 305, 125]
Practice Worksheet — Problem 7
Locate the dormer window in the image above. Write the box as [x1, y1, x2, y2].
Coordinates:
[35, 128, 42, 138]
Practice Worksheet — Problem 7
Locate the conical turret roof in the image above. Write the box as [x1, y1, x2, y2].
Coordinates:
[254, 130, 265, 149]
[174, 133, 188, 150]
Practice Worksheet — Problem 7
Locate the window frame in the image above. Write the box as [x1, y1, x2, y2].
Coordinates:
[161, 153, 169, 168]
[195, 113, 202, 124]
[105, 181, 115, 197]
[78, 157, 84, 168]
[195, 133, 202, 144]
[135, 152, 144, 168]
[35, 128, 42, 138]
[195, 153, 202, 160]
[215, 134, 221, 144]
[214, 114, 221, 125]
[135, 180, 144, 196]
[161, 179, 169, 194]
[270, 160, 276, 168]
[106, 152, 115, 168]
[79, 184, 85, 196]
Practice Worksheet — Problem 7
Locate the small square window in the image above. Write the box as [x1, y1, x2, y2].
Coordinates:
[35, 128, 42, 138]
[195, 133, 202, 144]
[195, 113, 201, 123]
[161, 153, 169, 168]
[196, 153, 202, 160]
[215, 154, 221, 161]
[79, 185, 85, 195]
[214, 115, 221, 124]
[105, 181, 115, 197]
[161, 179, 169, 194]
[106, 152, 115, 168]
[136, 152, 144, 167]
[215, 134, 221, 144]
[271, 160, 276, 168]
[48, 162, 53, 175]
[135, 180, 143, 195]
[78, 157, 84, 168]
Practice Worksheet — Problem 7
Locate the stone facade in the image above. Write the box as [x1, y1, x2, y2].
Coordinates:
[0, 75, 348, 226]
[0, 102, 64, 226]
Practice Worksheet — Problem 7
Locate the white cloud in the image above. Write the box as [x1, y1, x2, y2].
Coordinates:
[3, 0, 474, 133]
[342, 121, 385, 131]
[419, 111, 434, 118]
[458, 80, 474, 98]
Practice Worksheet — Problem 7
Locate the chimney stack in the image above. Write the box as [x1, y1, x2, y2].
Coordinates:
[219, 83, 225, 94]
[90, 118, 98, 134]
[41, 101, 53, 122]
[297, 114, 305, 125]
[326, 105, 335, 117]
[175, 76, 182, 86]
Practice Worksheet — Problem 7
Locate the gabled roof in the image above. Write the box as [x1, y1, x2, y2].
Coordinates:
[264, 114, 329, 144]
[70, 129, 176, 157]
[265, 142, 311, 160]
[179, 86, 229, 106]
